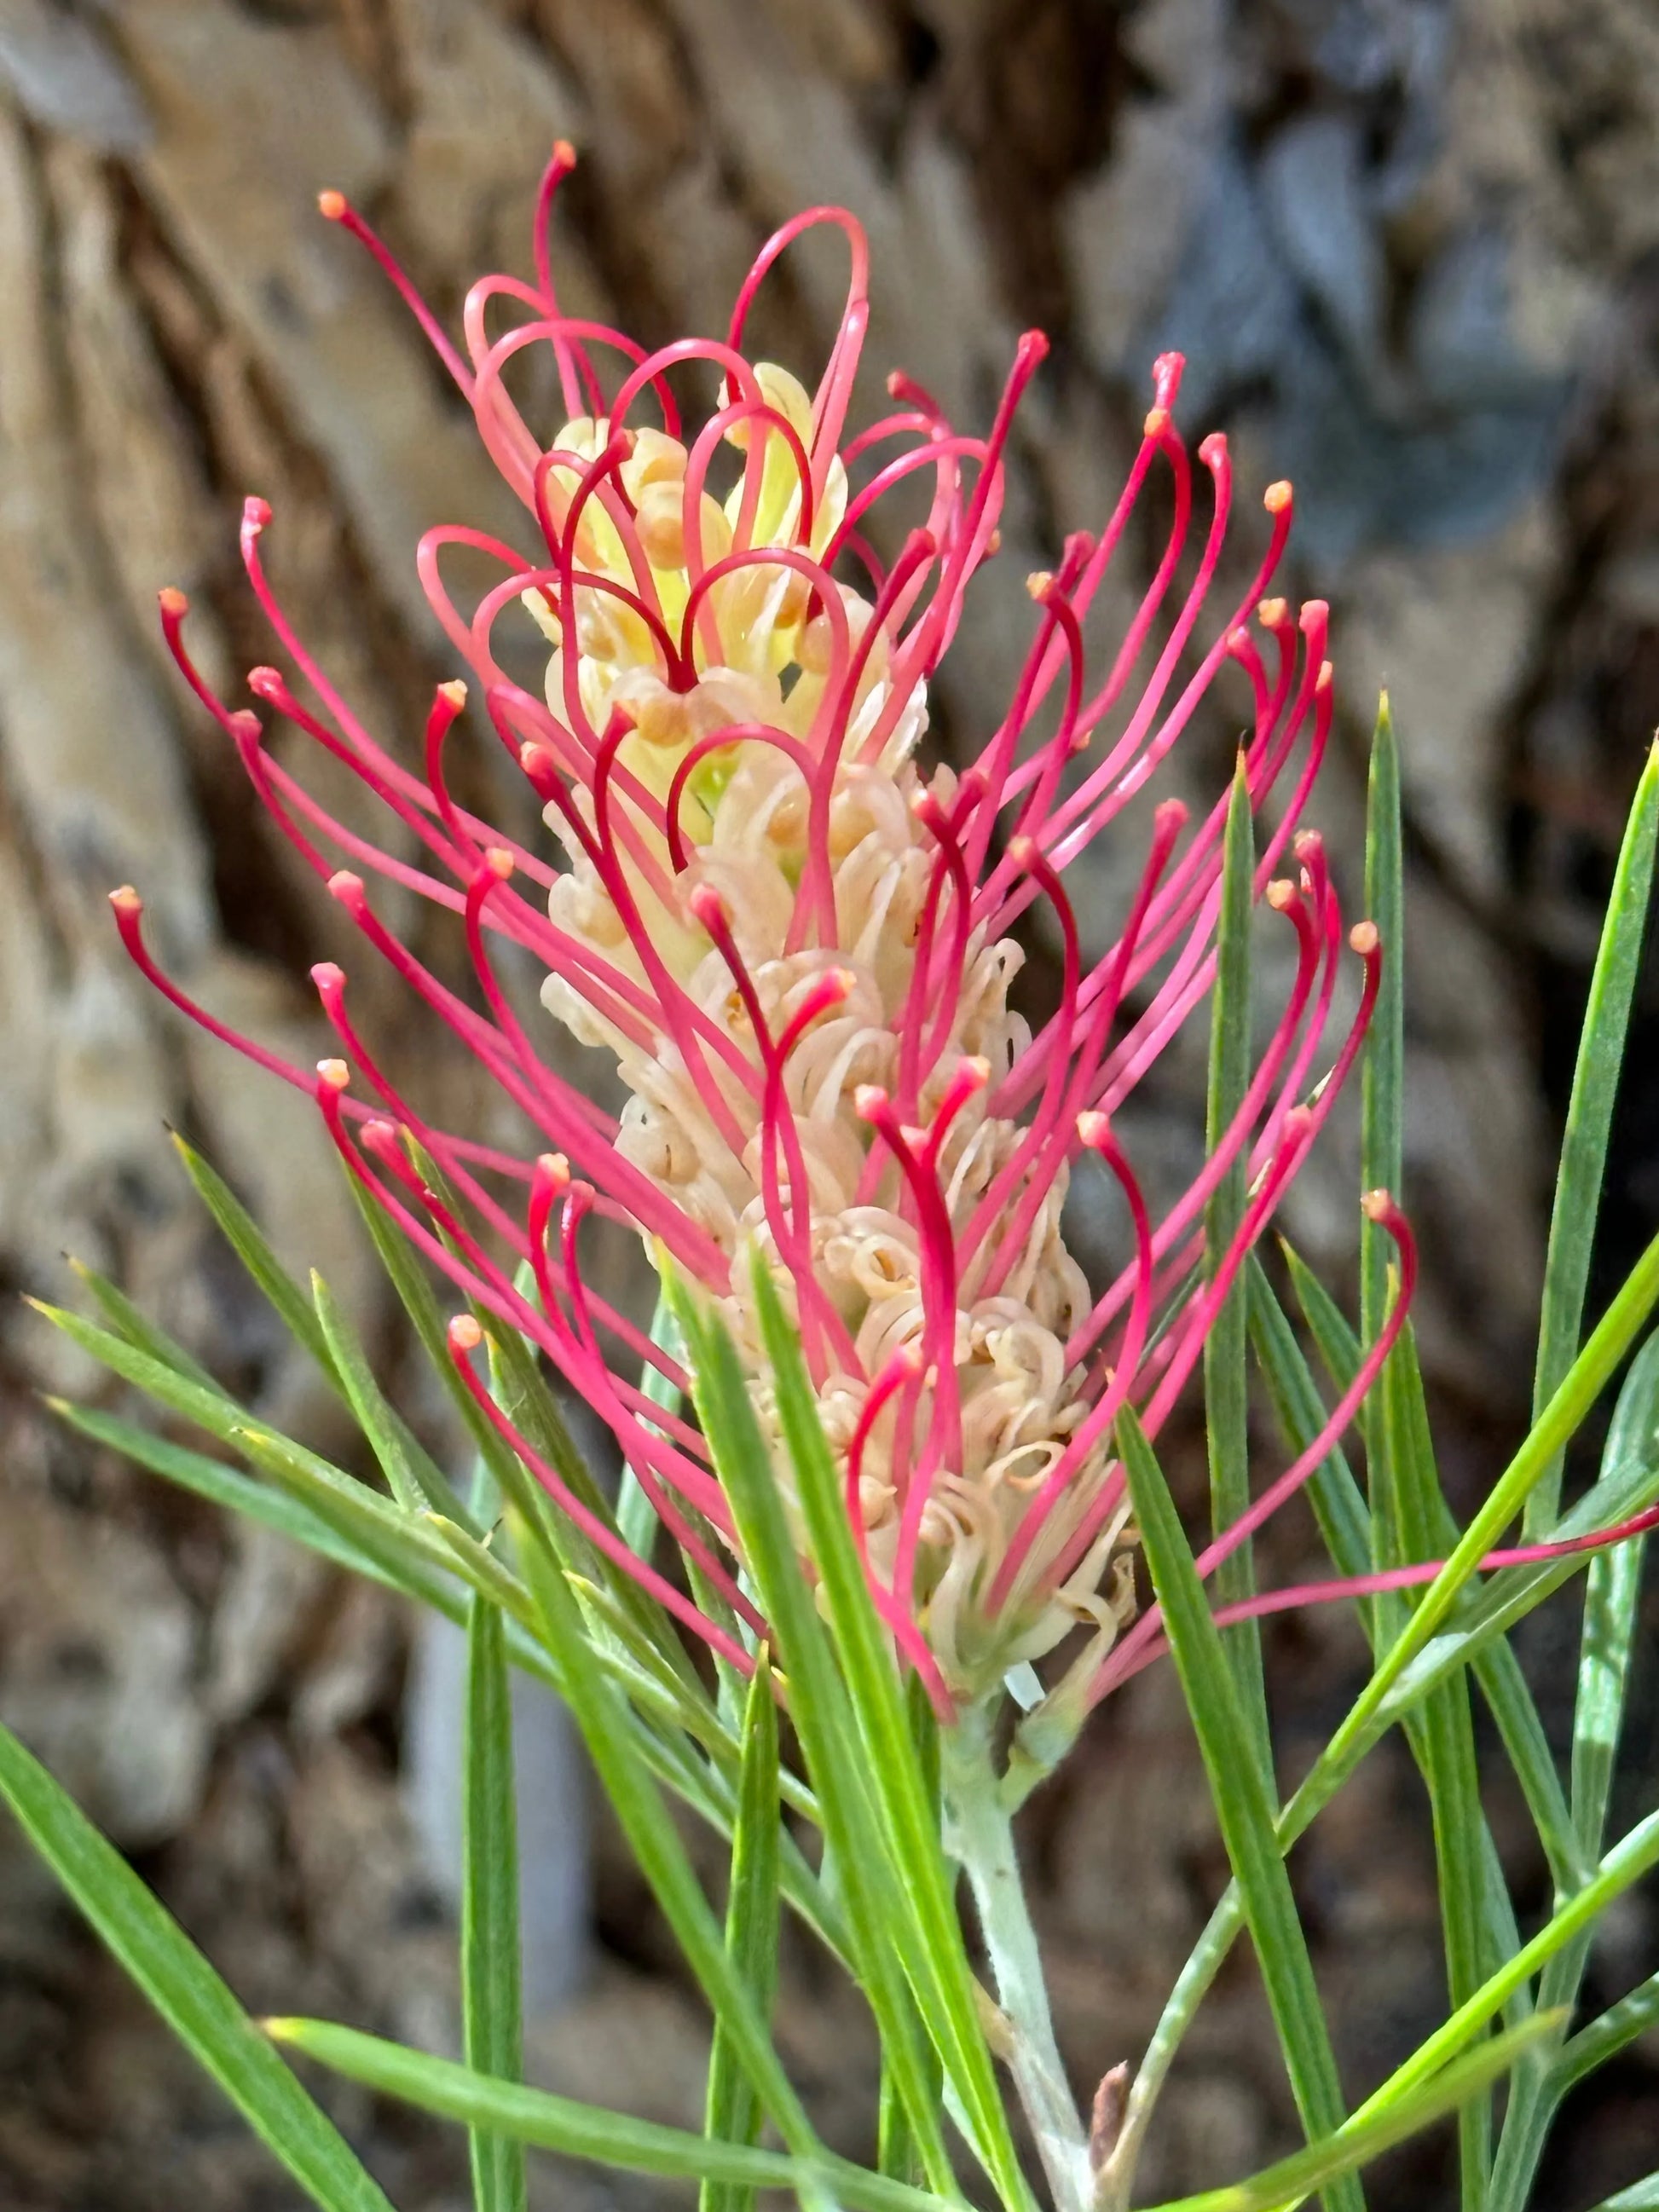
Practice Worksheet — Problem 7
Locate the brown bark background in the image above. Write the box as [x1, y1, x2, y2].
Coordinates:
[2, 2, 1657, 2206]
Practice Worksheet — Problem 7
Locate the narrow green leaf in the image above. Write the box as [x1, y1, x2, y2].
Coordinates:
[348, 1173, 536, 1499]
[1305, 1222, 1659, 1811]
[1529, 741, 1659, 1536]
[1113, 1316, 1659, 2192]
[1138, 2013, 1564, 2212]
[265, 2019, 948, 2212]
[1206, 755, 1268, 1759]
[477, 1306, 700, 1690]
[701, 1651, 781, 2212]
[1360, 690, 1403, 1420]
[1349, 1806, 1659, 2122]
[509, 1496, 824, 2166]
[879, 1672, 944, 2192]
[749, 1254, 1026, 2209]
[1589, 2176, 1659, 2212]
[1116, 1407, 1358, 2210]
[45, 1399, 454, 1608]
[1488, 1464, 1650, 2203]
[663, 1272, 967, 2203]
[311, 1271, 471, 1526]
[1357, 696, 1492, 2199]
[1553, 1967, 1659, 2094]
[463, 1596, 528, 2212]
[46, 1402, 801, 1889]
[1374, 1332, 1494, 2201]
[1281, 1242, 1585, 1891]
[65, 1256, 220, 1392]
[172, 1134, 341, 1383]
[0, 1723, 395, 2212]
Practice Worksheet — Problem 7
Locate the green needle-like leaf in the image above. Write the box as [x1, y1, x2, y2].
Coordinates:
[1205, 755, 1268, 1763]
[0, 1723, 396, 2212]
[463, 1594, 528, 2212]
[1356, 692, 1491, 2201]
[749, 1255, 1027, 2211]
[64, 1255, 221, 1392]
[1552, 1967, 1659, 2095]
[1360, 690, 1403, 1458]
[1137, 2013, 1563, 2212]
[664, 1270, 968, 2204]
[1305, 1222, 1659, 1809]
[1116, 1407, 1359, 2211]
[265, 2019, 952, 2212]
[701, 1650, 782, 2212]
[1348, 1805, 1659, 2125]
[1373, 1335, 1494, 2199]
[46, 1399, 455, 1607]
[511, 1499, 824, 2168]
[1588, 2176, 1659, 2211]
[172, 1134, 342, 1383]
[1529, 740, 1659, 1537]
[1488, 1394, 1652, 2204]
[311, 1270, 471, 1523]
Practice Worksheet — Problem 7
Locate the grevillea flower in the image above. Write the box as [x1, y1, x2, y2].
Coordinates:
[114, 147, 1651, 1718]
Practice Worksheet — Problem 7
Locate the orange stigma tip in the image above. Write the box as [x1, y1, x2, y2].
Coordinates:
[1264, 480, 1292, 513]
[1257, 597, 1287, 627]
[552, 139, 576, 166]
[1266, 878, 1295, 910]
[449, 1314, 484, 1351]
[109, 885, 140, 911]
[1026, 570, 1054, 599]
[960, 1055, 991, 1086]
[1143, 406, 1170, 437]
[1315, 660, 1333, 691]
[437, 679, 467, 707]
[158, 586, 188, 616]
[485, 846, 514, 880]
[986, 528, 1003, 555]
[317, 1059, 350, 1090]
[536, 1152, 571, 1186]
[1361, 1188, 1395, 1223]
[1350, 920, 1379, 956]
[317, 189, 347, 221]
[1076, 1110, 1110, 1147]
[1008, 835, 1038, 865]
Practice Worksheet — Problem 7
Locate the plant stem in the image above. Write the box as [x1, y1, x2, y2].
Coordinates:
[944, 1705, 1090, 2212]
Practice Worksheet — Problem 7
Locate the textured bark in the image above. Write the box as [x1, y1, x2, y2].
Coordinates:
[1, 2, 1657, 2205]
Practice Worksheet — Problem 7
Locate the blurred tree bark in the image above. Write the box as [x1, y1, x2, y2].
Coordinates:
[2, 2, 1658, 2206]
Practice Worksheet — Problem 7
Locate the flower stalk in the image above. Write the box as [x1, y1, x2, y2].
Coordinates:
[943, 1702, 1090, 2212]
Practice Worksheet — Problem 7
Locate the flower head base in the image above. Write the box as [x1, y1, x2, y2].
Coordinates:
[130, 147, 1404, 1714]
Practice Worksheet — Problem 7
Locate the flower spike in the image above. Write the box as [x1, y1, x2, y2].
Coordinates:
[124, 156, 1628, 1713]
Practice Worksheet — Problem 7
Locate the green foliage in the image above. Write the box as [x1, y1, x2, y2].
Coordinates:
[0, 1720, 396, 2212]
[14, 699, 1659, 2212]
